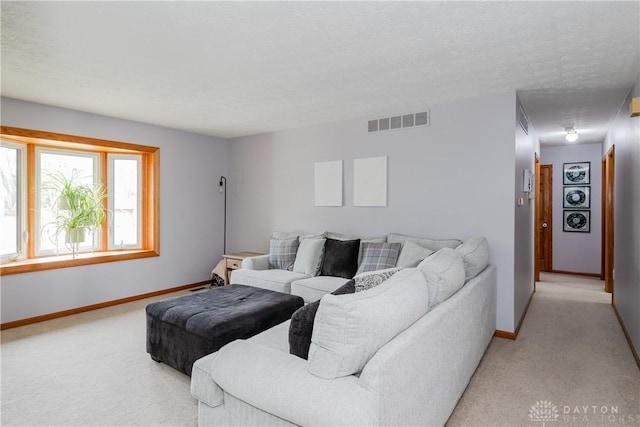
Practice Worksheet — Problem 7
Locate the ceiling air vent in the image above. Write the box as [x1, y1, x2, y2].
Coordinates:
[402, 114, 414, 127]
[518, 106, 529, 135]
[415, 111, 429, 126]
[368, 110, 430, 133]
[390, 116, 402, 129]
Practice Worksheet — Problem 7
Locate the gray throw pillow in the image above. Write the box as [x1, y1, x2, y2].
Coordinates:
[308, 268, 429, 379]
[417, 248, 465, 309]
[455, 236, 490, 280]
[268, 237, 299, 271]
[356, 242, 402, 274]
[396, 241, 435, 268]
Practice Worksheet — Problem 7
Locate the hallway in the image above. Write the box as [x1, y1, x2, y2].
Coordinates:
[448, 272, 639, 426]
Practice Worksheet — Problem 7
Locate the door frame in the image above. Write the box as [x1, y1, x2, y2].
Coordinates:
[534, 153, 540, 285]
[534, 155, 553, 285]
[602, 145, 615, 295]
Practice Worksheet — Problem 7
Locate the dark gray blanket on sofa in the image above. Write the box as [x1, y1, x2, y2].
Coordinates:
[146, 284, 304, 376]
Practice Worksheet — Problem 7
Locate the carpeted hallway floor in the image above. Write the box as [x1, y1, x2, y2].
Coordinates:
[447, 273, 640, 426]
[1, 273, 638, 426]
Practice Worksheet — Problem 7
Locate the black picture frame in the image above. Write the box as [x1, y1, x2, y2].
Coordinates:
[563, 162, 590, 185]
[563, 210, 590, 233]
[563, 186, 590, 209]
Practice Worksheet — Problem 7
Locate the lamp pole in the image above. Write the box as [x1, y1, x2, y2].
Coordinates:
[219, 176, 227, 254]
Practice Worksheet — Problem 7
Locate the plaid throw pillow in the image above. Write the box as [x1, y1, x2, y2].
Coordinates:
[356, 242, 402, 274]
[269, 237, 299, 271]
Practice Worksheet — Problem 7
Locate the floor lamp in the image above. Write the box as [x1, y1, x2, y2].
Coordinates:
[219, 176, 227, 254]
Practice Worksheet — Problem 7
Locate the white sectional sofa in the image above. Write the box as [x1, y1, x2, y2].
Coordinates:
[231, 231, 464, 303]
[192, 237, 495, 426]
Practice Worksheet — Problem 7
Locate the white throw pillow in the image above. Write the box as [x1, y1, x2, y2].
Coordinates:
[292, 238, 326, 276]
[417, 248, 465, 310]
[307, 268, 429, 379]
[396, 241, 435, 268]
[455, 236, 490, 280]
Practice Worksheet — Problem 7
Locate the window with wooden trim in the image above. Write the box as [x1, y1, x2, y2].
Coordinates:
[0, 126, 159, 275]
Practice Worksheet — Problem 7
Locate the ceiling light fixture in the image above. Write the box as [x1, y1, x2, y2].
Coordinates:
[565, 127, 579, 143]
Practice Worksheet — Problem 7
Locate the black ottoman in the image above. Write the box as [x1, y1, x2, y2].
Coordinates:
[146, 284, 304, 376]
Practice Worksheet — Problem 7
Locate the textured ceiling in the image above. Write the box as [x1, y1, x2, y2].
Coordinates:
[1, 1, 639, 144]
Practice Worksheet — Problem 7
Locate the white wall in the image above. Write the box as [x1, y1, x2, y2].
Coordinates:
[603, 76, 640, 356]
[227, 91, 522, 332]
[540, 143, 602, 275]
[1, 98, 229, 323]
[514, 96, 538, 325]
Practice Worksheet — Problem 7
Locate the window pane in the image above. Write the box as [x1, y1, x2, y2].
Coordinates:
[38, 151, 98, 254]
[112, 157, 140, 247]
[0, 145, 20, 257]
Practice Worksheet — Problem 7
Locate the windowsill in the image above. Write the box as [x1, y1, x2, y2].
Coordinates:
[0, 250, 159, 276]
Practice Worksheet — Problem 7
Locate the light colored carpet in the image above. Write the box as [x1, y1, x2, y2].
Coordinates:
[2, 274, 638, 426]
[1, 289, 199, 427]
[447, 272, 640, 427]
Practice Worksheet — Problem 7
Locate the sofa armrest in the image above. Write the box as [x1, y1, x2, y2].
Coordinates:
[191, 352, 224, 409]
[241, 254, 269, 270]
[205, 340, 378, 426]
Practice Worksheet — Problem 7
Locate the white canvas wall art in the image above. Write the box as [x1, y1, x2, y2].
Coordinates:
[354, 156, 387, 207]
[314, 160, 343, 206]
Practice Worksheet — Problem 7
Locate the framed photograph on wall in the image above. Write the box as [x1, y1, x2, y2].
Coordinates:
[563, 162, 590, 185]
[563, 186, 590, 209]
[563, 210, 590, 233]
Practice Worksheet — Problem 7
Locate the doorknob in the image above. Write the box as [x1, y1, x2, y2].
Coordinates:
[542, 223, 548, 228]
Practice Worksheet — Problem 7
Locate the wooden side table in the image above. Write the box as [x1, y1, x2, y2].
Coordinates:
[222, 251, 264, 284]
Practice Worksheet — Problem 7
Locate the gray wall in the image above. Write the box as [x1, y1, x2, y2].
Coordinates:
[514, 96, 538, 326]
[227, 91, 526, 332]
[1, 97, 228, 323]
[540, 143, 603, 275]
[603, 76, 640, 357]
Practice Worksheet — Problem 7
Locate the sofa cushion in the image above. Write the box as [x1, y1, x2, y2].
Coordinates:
[320, 238, 360, 279]
[387, 233, 461, 251]
[268, 237, 299, 271]
[456, 236, 490, 280]
[290, 276, 350, 303]
[289, 280, 355, 359]
[356, 242, 402, 274]
[417, 248, 465, 310]
[396, 241, 435, 268]
[230, 269, 309, 294]
[293, 238, 326, 277]
[353, 267, 401, 292]
[307, 268, 430, 379]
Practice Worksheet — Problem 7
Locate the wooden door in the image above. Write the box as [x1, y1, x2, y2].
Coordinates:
[536, 164, 553, 276]
[603, 146, 615, 294]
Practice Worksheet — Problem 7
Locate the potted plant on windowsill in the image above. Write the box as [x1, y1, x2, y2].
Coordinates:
[44, 170, 108, 258]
